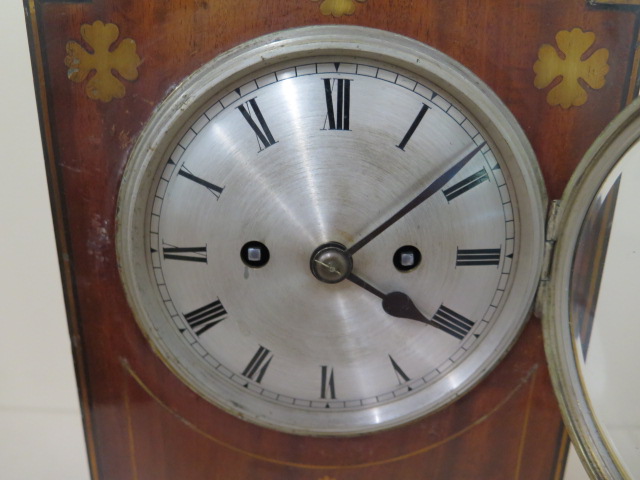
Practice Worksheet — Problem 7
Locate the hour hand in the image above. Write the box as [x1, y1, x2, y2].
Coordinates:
[309, 243, 430, 325]
[346, 272, 429, 324]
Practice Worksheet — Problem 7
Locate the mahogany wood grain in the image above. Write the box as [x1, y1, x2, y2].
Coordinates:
[25, 0, 639, 478]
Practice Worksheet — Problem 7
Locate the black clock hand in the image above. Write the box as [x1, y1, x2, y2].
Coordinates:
[345, 142, 486, 256]
[346, 272, 430, 324]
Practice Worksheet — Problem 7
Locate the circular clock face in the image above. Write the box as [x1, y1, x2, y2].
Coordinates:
[117, 26, 546, 435]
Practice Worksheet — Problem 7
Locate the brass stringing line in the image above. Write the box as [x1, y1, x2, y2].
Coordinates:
[121, 359, 540, 470]
[123, 383, 141, 480]
[552, 429, 572, 480]
[514, 366, 539, 478]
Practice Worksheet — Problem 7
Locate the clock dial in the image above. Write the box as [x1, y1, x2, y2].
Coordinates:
[118, 27, 546, 435]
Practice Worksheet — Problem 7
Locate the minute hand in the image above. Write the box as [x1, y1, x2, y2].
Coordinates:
[345, 142, 486, 256]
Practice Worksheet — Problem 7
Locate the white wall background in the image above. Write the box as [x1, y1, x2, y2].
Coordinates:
[0, 2, 592, 479]
[0, 2, 90, 479]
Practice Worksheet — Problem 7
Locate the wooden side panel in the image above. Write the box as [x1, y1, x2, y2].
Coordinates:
[26, 0, 638, 479]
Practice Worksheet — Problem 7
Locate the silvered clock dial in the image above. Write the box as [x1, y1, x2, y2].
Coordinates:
[117, 26, 546, 435]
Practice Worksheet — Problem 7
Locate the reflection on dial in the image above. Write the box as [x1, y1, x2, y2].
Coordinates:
[149, 60, 515, 409]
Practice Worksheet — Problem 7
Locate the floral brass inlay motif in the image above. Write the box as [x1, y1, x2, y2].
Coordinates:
[65, 20, 141, 102]
[318, 477, 337, 480]
[312, 0, 367, 17]
[533, 28, 609, 109]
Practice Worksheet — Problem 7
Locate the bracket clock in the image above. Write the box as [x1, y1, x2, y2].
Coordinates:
[24, 0, 640, 478]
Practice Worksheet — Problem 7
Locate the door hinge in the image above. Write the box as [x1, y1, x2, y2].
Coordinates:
[534, 200, 561, 318]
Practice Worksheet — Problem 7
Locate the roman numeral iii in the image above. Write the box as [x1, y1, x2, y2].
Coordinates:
[323, 78, 351, 130]
[237, 98, 277, 151]
[456, 247, 501, 266]
[183, 299, 227, 336]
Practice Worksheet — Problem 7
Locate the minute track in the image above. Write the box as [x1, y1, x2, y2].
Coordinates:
[150, 65, 506, 411]
[149, 69, 506, 413]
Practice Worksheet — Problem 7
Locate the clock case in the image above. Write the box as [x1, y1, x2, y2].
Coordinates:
[24, 0, 640, 478]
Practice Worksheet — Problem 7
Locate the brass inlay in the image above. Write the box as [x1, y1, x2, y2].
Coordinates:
[65, 20, 141, 102]
[514, 365, 539, 478]
[533, 28, 609, 109]
[121, 359, 539, 470]
[123, 387, 141, 480]
[312, 0, 367, 17]
[552, 430, 572, 480]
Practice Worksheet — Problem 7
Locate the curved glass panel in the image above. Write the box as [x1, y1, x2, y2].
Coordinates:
[570, 139, 640, 478]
